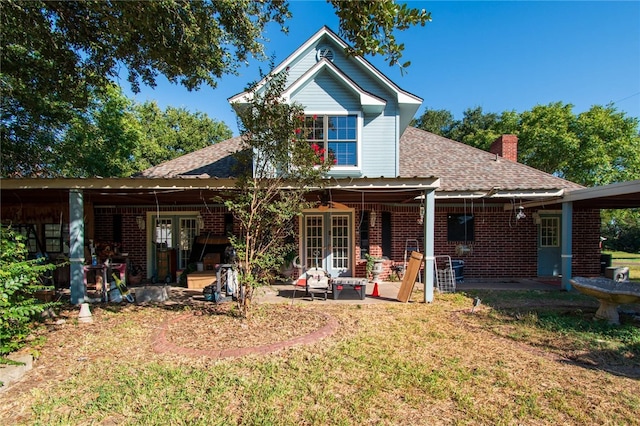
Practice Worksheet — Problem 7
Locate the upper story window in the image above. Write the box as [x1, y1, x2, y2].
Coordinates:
[304, 115, 358, 166]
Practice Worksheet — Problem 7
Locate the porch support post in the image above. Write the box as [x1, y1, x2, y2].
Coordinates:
[561, 201, 573, 291]
[423, 188, 436, 303]
[69, 189, 85, 304]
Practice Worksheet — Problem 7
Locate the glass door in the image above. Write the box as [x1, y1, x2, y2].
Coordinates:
[304, 215, 324, 269]
[303, 212, 352, 277]
[331, 214, 350, 276]
[152, 214, 199, 279]
[178, 218, 198, 270]
[537, 214, 561, 276]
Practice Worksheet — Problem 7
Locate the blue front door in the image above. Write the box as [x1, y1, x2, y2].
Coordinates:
[537, 214, 562, 276]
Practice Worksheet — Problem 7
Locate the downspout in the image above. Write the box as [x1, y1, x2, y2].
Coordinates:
[395, 112, 400, 175]
[423, 188, 436, 302]
[561, 201, 573, 291]
[69, 189, 85, 304]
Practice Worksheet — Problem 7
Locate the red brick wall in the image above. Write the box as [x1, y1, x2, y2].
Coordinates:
[349, 203, 601, 280]
[95, 206, 149, 279]
[94, 205, 231, 279]
[489, 135, 518, 162]
[572, 208, 602, 277]
[92, 203, 601, 281]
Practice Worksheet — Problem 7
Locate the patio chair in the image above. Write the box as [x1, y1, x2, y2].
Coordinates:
[292, 265, 331, 301]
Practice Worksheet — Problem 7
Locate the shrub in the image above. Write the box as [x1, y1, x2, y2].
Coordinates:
[0, 225, 59, 356]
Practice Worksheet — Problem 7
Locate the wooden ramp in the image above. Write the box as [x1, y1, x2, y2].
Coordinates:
[396, 251, 423, 302]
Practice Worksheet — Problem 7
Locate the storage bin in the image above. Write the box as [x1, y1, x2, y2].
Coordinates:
[451, 260, 464, 283]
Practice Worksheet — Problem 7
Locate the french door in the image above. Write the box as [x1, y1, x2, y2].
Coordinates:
[150, 213, 199, 277]
[302, 211, 353, 277]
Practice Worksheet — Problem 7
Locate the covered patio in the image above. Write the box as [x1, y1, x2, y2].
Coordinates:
[1, 176, 441, 305]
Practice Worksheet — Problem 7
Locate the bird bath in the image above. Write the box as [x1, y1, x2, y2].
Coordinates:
[570, 277, 640, 325]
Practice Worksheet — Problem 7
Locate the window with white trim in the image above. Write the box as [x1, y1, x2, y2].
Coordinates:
[304, 115, 358, 166]
[540, 217, 560, 247]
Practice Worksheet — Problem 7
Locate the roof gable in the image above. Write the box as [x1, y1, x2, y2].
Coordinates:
[284, 58, 386, 115]
[228, 26, 421, 133]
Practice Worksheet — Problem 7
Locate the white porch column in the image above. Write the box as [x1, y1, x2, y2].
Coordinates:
[561, 201, 573, 291]
[69, 189, 85, 304]
[423, 188, 436, 303]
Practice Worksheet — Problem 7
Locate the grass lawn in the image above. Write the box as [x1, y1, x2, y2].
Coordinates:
[1, 290, 638, 425]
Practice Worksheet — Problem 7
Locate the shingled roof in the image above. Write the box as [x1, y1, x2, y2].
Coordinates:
[137, 136, 245, 178]
[138, 127, 583, 193]
[400, 127, 583, 193]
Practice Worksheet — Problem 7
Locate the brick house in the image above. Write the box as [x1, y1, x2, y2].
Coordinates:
[1, 27, 606, 304]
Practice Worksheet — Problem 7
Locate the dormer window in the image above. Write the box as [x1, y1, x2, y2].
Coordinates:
[304, 115, 357, 166]
[316, 46, 334, 62]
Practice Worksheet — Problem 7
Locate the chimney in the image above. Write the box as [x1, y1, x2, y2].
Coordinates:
[489, 135, 518, 162]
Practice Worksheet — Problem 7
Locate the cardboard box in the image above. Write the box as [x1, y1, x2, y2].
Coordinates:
[187, 271, 217, 290]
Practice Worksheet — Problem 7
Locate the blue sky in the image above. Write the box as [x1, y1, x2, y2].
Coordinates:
[124, 1, 640, 136]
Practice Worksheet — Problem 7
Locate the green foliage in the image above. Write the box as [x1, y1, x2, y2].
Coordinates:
[411, 109, 455, 135]
[0, 226, 59, 356]
[414, 107, 519, 150]
[517, 102, 580, 176]
[414, 102, 640, 187]
[330, 0, 432, 68]
[414, 103, 640, 247]
[364, 253, 383, 280]
[222, 68, 331, 316]
[0, 0, 286, 177]
[569, 105, 640, 186]
[446, 107, 502, 150]
[601, 209, 640, 253]
[56, 84, 144, 177]
[1, 0, 431, 177]
[135, 101, 233, 169]
[1, 0, 290, 105]
[7, 84, 232, 178]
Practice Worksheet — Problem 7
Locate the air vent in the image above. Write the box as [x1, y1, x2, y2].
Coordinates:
[316, 46, 334, 62]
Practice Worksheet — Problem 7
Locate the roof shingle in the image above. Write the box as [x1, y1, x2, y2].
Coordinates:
[400, 127, 583, 192]
[138, 127, 584, 193]
[137, 137, 245, 178]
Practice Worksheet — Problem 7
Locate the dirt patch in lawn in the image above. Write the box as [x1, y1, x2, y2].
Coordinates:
[0, 296, 335, 399]
[161, 303, 334, 354]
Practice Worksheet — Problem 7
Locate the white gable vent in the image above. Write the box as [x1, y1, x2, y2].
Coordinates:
[316, 46, 334, 62]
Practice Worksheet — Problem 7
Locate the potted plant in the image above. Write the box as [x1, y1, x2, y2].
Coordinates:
[365, 253, 384, 282]
[279, 250, 301, 282]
